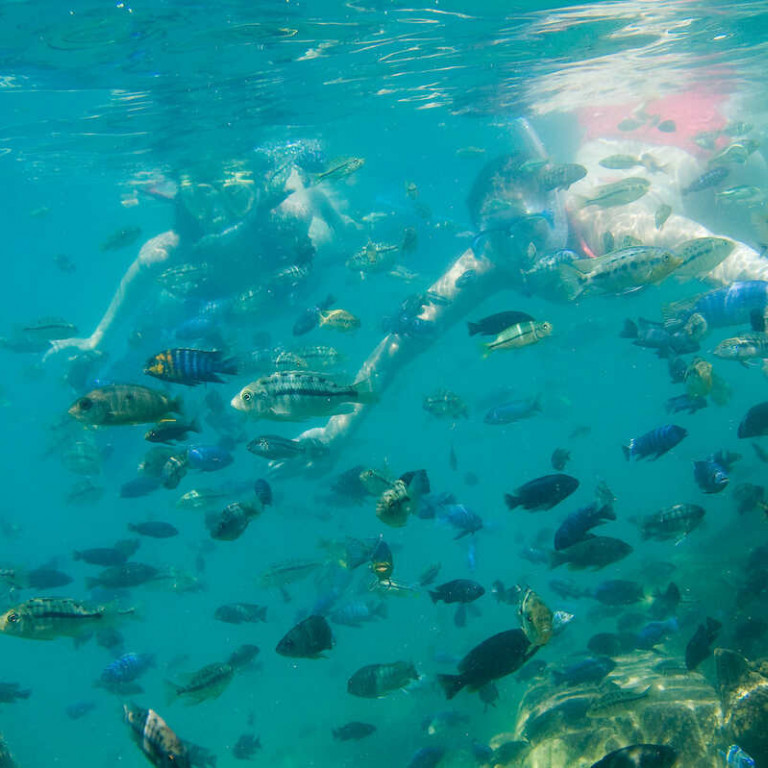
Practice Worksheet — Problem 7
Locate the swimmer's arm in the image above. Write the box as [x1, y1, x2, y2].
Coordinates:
[280, 245, 504, 464]
[45, 231, 179, 357]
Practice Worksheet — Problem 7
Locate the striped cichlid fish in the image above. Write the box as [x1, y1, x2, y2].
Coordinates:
[144, 348, 237, 386]
[0, 597, 134, 641]
[124, 704, 191, 768]
[231, 370, 377, 421]
[166, 662, 234, 705]
[579, 177, 651, 207]
[480, 321, 552, 357]
[69, 384, 182, 426]
[713, 332, 768, 363]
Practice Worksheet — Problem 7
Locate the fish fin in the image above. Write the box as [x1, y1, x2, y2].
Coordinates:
[437, 673, 465, 700]
[467, 321, 480, 336]
[320, 294, 336, 311]
[257, 606, 268, 622]
[556, 264, 586, 301]
[620, 319, 638, 338]
[219, 357, 239, 376]
[661, 294, 700, 324]
[503, 494, 521, 511]
[621, 443, 632, 461]
[428, 590, 440, 604]
[170, 396, 184, 415]
[163, 680, 180, 706]
[548, 550, 566, 570]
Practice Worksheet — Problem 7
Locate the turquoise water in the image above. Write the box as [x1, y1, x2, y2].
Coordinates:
[2, 1, 768, 766]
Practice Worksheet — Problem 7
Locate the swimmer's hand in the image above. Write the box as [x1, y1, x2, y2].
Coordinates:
[139, 230, 180, 265]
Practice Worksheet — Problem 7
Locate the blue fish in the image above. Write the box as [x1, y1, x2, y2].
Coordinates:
[665, 393, 707, 414]
[622, 424, 687, 460]
[484, 395, 542, 425]
[667, 280, 768, 331]
[682, 165, 729, 194]
[554, 502, 616, 551]
[186, 445, 234, 472]
[119, 476, 162, 498]
[693, 458, 729, 493]
[437, 503, 484, 538]
[635, 617, 679, 649]
[100, 652, 155, 685]
[551, 656, 615, 686]
[66, 700, 96, 720]
[407, 747, 445, 768]
[144, 348, 238, 386]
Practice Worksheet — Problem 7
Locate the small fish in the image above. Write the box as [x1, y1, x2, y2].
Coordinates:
[214, 603, 267, 624]
[481, 321, 552, 357]
[634, 617, 679, 649]
[275, 615, 333, 658]
[347, 241, 399, 274]
[617, 117, 643, 131]
[467, 311, 535, 337]
[144, 348, 237, 387]
[693, 458, 729, 493]
[419, 563, 442, 587]
[673, 237, 734, 278]
[589, 744, 677, 768]
[518, 587, 553, 646]
[655, 203, 672, 230]
[437, 629, 536, 699]
[484, 395, 541, 425]
[310, 156, 364, 184]
[504, 474, 579, 512]
[580, 177, 650, 207]
[347, 661, 419, 698]
[332, 722, 376, 741]
[232, 733, 261, 760]
[589, 579, 644, 606]
[145, 418, 201, 444]
[318, 309, 361, 332]
[123, 704, 190, 768]
[206, 501, 260, 541]
[407, 747, 445, 768]
[99, 652, 155, 689]
[685, 616, 721, 670]
[187, 444, 233, 471]
[232, 371, 376, 421]
[622, 424, 687, 460]
[69, 385, 182, 426]
[665, 394, 707, 414]
[554, 502, 616, 551]
[537, 163, 586, 191]
[636, 503, 705, 541]
[599, 154, 642, 170]
[715, 333, 768, 363]
[549, 536, 633, 570]
[657, 119, 676, 133]
[429, 579, 485, 605]
[423, 389, 469, 419]
[85, 562, 161, 590]
[738, 401, 768, 438]
[100, 226, 142, 252]
[552, 656, 615, 686]
[682, 166, 729, 195]
[550, 447, 570, 471]
[292, 294, 335, 336]
[0, 597, 133, 641]
[167, 661, 234, 705]
[127, 521, 179, 539]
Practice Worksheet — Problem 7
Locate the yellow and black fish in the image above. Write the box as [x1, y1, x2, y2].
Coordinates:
[123, 703, 190, 768]
[144, 348, 238, 387]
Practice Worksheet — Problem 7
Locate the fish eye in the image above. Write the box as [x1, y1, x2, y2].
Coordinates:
[6, 612, 18, 624]
[77, 398, 93, 411]
[241, 391, 252, 402]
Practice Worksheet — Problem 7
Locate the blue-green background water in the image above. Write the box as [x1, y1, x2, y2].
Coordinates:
[2, 1, 768, 766]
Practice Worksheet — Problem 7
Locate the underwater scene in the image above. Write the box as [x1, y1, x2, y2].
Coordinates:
[2, 0, 768, 766]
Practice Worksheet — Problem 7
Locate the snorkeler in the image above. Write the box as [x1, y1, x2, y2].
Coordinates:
[279, 90, 768, 473]
[45, 147, 355, 364]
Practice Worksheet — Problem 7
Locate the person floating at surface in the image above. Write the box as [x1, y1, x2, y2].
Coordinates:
[275, 88, 768, 474]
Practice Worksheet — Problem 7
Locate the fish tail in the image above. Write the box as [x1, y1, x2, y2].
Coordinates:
[621, 442, 633, 461]
[556, 263, 585, 301]
[218, 356, 239, 376]
[257, 606, 268, 622]
[428, 590, 440, 604]
[548, 550, 566, 570]
[467, 321, 480, 336]
[479, 342, 492, 359]
[661, 295, 699, 324]
[163, 679, 180, 706]
[170, 396, 184, 415]
[352, 375, 379, 405]
[503, 494, 521, 511]
[437, 673, 465, 700]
